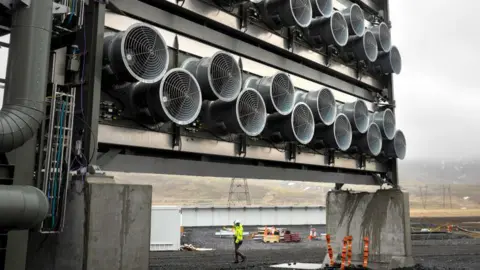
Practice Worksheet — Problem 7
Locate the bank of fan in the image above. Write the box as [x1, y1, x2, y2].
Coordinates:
[233, 220, 247, 263]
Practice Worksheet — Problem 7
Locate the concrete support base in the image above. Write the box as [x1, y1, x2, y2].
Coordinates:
[322, 189, 414, 270]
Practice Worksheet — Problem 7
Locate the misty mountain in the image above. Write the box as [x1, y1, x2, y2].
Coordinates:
[399, 159, 480, 184]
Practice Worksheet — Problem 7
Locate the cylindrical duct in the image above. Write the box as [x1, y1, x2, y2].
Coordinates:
[352, 123, 382, 156]
[243, 76, 260, 90]
[263, 102, 315, 144]
[181, 52, 242, 102]
[257, 72, 295, 115]
[372, 46, 402, 75]
[295, 88, 337, 126]
[0, 186, 49, 230]
[263, 0, 313, 28]
[130, 68, 203, 125]
[341, 4, 365, 37]
[313, 113, 352, 151]
[337, 100, 369, 134]
[104, 23, 169, 84]
[344, 30, 378, 62]
[369, 109, 396, 140]
[0, 0, 52, 153]
[369, 22, 392, 52]
[383, 130, 406, 160]
[309, 0, 333, 18]
[205, 88, 267, 136]
[305, 11, 349, 47]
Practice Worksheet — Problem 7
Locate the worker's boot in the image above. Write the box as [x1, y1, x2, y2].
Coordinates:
[241, 256, 246, 263]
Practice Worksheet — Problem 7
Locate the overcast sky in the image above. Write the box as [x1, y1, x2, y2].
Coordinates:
[0, 0, 475, 162]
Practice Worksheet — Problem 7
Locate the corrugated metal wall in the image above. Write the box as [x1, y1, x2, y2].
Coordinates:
[179, 206, 325, 227]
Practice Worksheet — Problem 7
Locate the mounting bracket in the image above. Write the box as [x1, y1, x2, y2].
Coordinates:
[357, 154, 366, 169]
[172, 124, 182, 150]
[286, 142, 297, 161]
[236, 134, 247, 157]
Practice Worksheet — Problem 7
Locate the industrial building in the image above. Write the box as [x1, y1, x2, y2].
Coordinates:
[0, 0, 412, 269]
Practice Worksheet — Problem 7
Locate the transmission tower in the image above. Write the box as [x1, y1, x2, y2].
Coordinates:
[228, 178, 252, 206]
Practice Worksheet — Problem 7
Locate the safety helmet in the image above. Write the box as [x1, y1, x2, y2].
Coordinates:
[233, 220, 241, 225]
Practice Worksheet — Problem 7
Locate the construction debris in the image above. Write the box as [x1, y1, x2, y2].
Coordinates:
[181, 244, 214, 251]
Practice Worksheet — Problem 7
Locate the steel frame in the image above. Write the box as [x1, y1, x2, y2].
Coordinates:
[93, 0, 396, 186]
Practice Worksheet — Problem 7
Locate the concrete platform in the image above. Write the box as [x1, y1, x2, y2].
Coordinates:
[323, 189, 414, 269]
[270, 262, 323, 269]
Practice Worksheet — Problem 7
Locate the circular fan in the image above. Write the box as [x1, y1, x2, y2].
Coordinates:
[393, 130, 406, 160]
[258, 72, 295, 115]
[151, 68, 202, 125]
[291, 102, 315, 145]
[362, 30, 378, 62]
[196, 51, 242, 102]
[338, 100, 369, 134]
[310, 0, 333, 17]
[371, 22, 392, 52]
[108, 23, 169, 83]
[343, 4, 365, 37]
[330, 12, 349, 47]
[366, 123, 382, 156]
[388, 46, 402, 75]
[334, 113, 353, 151]
[236, 88, 267, 136]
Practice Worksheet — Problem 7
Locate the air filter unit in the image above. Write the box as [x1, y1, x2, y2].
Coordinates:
[294, 88, 337, 126]
[103, 23, 169, 84]
[343, 30, 378, 62]
[257, 72, 295, 115]
[305, 11, 349, 47]
[383, 130, 406, 160]
[370, 22, 392, 52]
[203, 88, 267, 136]
[313, 113, 352, 151]
[337, 100, 369, 134]
[372, 46, 402, 74]
[351, 123, 382, 156]
[369, 109, 396, 140]
[341, 4, 365, 37]
[130, 68, 203, 125]
[263, 102, 315, 144]
[262, 0, 313, 29]
[309, 0, 333, 17]
[181, 52, 242, 102]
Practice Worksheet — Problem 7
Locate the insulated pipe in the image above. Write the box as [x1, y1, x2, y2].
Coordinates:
[0, 0, 53, 152]
[369, 109, 396, 140]
[342, 30, 378, 62]
[351, 123, 382, 156]
[337, 100, 369, 134]
[372, 46, 402, 75]
[383, 130, 406, 160]
[0, 186, 49, 230]
[305, 11, 349, 48]
[312, 113, 352, 151]
[294, 88, 337, 126]
[369, 22, 392, 52]
[341, 4, 365, 37]
[309, 0, 333, 18]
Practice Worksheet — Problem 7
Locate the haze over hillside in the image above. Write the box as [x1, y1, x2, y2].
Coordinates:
[400, 159, 480, 184]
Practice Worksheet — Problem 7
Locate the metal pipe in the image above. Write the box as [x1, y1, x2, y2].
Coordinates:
[0, 186, 49, 230]
[0, 0, 53, 152]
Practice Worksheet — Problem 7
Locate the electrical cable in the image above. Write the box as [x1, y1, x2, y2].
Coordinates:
[51, 101, 67, 228]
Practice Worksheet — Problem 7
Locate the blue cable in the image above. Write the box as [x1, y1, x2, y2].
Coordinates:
[51, 101, 66, 227]
[67, 0, 76, 25]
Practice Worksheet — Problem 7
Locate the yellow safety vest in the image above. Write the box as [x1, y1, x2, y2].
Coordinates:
[234, 225, 243, 243]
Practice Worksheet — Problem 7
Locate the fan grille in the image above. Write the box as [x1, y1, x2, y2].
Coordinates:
[382, 109, 396, 140]
[367, 123, 382, 156]
[314, 0, 333, 17]
[316, 88, 337, 125]
[271, 73, 295, 115]
[377, 22, 392, 52]
[331, 12, 349, 47]
[291, 103, 315, 144]
[389, 46, 402, 74]
[237, 88, 267, 136]
[353, 100, 369, 133]
[122, 24, 168, 83]
[394, 130, 406, 160]
[290, 0, 313, 28]
[209, 52, 242, 101]
[363, 30, 379, 62]
[334, 114, 353, 151]
[159, 68, 202, 125]
[349, 4, 365, 37]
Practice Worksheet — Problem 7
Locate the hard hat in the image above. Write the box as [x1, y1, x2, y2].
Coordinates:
[233, 220, 241, 225]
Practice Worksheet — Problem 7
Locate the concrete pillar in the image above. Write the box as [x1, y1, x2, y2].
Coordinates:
[323, 189, 414, 269]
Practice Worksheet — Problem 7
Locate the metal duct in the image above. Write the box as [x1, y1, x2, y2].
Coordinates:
[263, 0, 313, 28]
[309, 0, 333, 18]
[337, 100, 369, 134]
[243, 76, 260, 90]
[313, 113, 352, 151]
[372, 46, 402, 75]
[0, 0, 52, 153]
[369, 109, 396, 140]
[341, 4, 365, 37]
[129, 68, 203, 125]
[343, 30, 378, 62]
[104, 23, 169, 84]
[204, 88, 267, 136]
[263, 102, 315, 144]
[352, 123, 382, 156]
[369, 22, 392, 52]
[294, 88, 337, 126]
[181, 51, 242, 102]
[305, 11, 349, 47]
[0, 186, 49, 230]
[257, 72, 295, 115]
[383, 130, 406, 160]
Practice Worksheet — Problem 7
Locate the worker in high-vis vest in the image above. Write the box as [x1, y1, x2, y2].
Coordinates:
[233, 220, 246, 263]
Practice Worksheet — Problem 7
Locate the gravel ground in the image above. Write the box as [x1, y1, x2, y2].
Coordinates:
[150, 224, 480, 269]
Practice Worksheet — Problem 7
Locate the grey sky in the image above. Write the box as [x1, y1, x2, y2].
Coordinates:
[0, 1, 474, 162]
